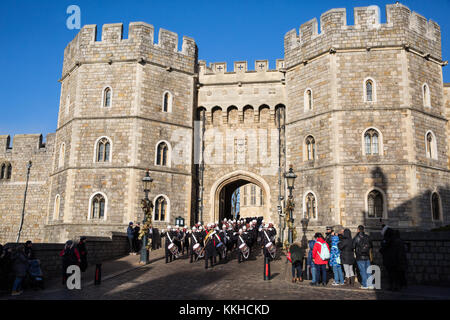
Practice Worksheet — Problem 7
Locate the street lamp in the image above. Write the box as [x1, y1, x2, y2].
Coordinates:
[17, 160, 32, 243]
[140, 170, 153, 264]
[284, 167, 297, 245]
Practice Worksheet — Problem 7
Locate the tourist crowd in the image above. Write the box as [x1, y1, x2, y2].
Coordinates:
[1, 223, 408, 296]
[287, 224, 408, 291]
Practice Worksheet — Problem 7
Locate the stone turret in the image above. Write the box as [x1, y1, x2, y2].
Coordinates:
[284, 3, 442, 68]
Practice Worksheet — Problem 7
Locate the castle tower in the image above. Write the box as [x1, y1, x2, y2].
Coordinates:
[284, 3, 449, 232]
[46, 23, 197, 241]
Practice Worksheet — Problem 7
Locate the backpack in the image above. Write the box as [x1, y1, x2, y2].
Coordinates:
[357, 234, 370, 255]
[317, 242, 330, 261]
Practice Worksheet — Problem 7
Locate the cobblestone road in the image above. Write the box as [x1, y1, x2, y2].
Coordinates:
[9, 248, 449, 300]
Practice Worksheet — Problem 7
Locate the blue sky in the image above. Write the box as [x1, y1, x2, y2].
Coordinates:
[1, 0, 449, 138]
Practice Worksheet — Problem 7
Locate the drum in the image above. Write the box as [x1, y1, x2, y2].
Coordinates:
[168, 243, 179, 257]
[193, 243, 204, 258]
[239, 243, 250, 260]
[265, 241, 276, 259]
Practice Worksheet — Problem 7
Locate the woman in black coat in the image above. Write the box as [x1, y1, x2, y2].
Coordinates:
[289, 243, 305, 283]
[338, 229, 356, 286]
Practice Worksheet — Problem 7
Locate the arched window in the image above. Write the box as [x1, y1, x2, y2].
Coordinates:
[367, 190, 384, 218]
[154, 196, 167, 221]
[156, 142, 169, 166]
[91, 193, 106, 219]
[0, 163, 11, 180]
[243, 186, 247, 206]
[103, 87, 112, 107]
[6, 163, 12, 179]
[423, 84, 431, 107]
[260, 188, 264, 206]
[58, 143, 65, 168]
[54, 195, 61, 220]
[251, 185, 256, 205]
[305, 192, 317, 220]
[364, 78, 376, 102]
[425, 131, 437, 160]
[96, 137, 111, 162]
[305, 136, 316, 161]
[304, 89, 313, 111]
[364, 129, 379, 155]
[0, 163, 5, 179]
[431, 192, 441, 221]
[162, 91, 173, 112]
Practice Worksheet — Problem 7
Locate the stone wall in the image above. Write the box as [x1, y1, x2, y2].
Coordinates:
[4, 232, 129, 280]
[370, 231, 450, 286]
[0, 134, 55, 244]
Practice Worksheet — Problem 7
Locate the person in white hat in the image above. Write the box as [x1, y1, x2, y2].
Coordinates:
[237, 228, 249, 263]
[163, 225, 177, 264]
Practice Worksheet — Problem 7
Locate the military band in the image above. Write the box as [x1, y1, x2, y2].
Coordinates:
[158, 217, 277, 278]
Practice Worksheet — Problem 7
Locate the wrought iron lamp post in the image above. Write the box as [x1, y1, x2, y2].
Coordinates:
[284, 167, 297, 245]
[16, 160, 32, 243]
[140, 170, 153, 265]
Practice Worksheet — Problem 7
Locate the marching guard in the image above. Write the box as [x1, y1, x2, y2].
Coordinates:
[189, 226, 204, 263]
[236, 228, 250, 263]
[203, 224, 216, 269]
[162, 226, 179, 263]
[261, 224, 277, 280]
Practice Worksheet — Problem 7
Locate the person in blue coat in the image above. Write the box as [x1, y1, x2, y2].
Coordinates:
[307, 240, 317, 285]
[127, 222, 134, 254]
[329, 233, 345, 286]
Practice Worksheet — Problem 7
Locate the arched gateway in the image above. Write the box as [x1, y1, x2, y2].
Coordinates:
[210, 170, 271, 222]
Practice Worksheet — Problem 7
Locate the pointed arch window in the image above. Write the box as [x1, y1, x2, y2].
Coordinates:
[251, 185, 256, 205]
[423, 84, 431, 107]
[91, 193, 106, 219]
[0, 163, 11, 180]
[156, 142, 169, 166]
[162, 91, 173, 113]
[364, 78, 376, 102]
[425, 131, 437, 160]
[368, 190, 383, 218]
[96, 138, 111, 162]
[243, 186, 247, 206]
[305, 192, 317, 220]
[364, 129, 379, 155]
[154, 196, 167, 221]
[103, 87, 112, 107]
[6, 163, 12, 179]
[305, 136, 316, 161]
[431, 192, 441, 221]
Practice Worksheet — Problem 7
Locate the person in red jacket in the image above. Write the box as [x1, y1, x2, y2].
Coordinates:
[312, 233, 330, 286]
[59, 240, 81, 286]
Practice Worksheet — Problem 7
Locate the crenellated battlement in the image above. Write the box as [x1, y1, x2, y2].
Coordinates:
[284, 3, 442, 68]
[62, 22, 197, 77]
[198, 59, 285, 75]
[0, 133, 55, 153]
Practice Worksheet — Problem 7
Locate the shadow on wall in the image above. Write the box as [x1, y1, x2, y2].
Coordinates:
[362, 166, 450, 231]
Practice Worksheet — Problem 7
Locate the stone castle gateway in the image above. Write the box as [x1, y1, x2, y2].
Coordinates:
[1, 3, 450, 243]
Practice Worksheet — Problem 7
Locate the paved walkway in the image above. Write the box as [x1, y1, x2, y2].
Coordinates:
[3, 248, 450, 300]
